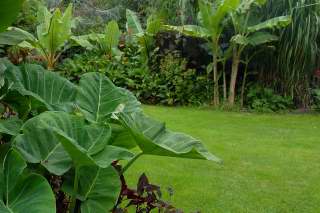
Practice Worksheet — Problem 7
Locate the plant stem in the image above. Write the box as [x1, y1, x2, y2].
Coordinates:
[70, 167, 80, 213]
[121, 153, 143, 174]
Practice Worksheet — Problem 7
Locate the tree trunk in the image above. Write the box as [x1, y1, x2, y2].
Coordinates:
[212, 54, 220, 106]
[240, 65, 248, 108]
[222, 62, 227, 102]
[228, 48, 240, 106]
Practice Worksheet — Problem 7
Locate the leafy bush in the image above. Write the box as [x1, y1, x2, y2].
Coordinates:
[113, 164, 182, 212]
[247, 85, 293, 112]
[311, 89, 320, 111]
[152, 53, 210, 105]
[58, 48, 211, 106]
[0, 59, 219, 212]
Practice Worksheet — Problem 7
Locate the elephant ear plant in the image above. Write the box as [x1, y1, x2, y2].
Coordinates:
[0, 60, 220, 213]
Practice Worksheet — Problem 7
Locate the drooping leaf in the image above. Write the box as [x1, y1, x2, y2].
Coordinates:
[77, 73, 128, 122]
[17, 111, 133, 169]
[0, 117, 23, 136]
[126, 9, 144, 36]
[14, 127, 72, 176]
[163, 25, 210, 39]
[78, 165, 121, 213]
[0, 150, 56, 213]
[247, 32, 278, 46]
[0, 27, 36, 46]
[70, 35, 94, 50]
[114, 112, 221, 162]
[0, 0, 24, 32]
[6, 63, 78, 111]
[248, 16, 291, 33]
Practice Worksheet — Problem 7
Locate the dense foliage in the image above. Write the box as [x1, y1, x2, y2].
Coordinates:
[1, 0, 320, 112]
[0, 60, 219, 212]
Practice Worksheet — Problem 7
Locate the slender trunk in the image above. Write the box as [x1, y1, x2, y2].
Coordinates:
[212, 54, 220, 106]
[240, 65, 248, 108]
[222, 61, 227, 102]
[228, 48, 240, 106]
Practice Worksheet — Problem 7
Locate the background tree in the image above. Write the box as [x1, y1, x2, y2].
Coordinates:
[165, 0, 240, 106]
[228, 0, 291, 106]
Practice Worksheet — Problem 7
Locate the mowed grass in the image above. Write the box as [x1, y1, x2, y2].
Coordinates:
[125, 105, 320, 213]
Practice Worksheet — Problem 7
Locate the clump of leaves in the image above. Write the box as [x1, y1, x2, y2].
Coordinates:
[113, 163, 182, 213]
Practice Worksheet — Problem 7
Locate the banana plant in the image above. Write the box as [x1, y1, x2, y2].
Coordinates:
[126, 9, 163, 61]
[0, 4, 88, 70]
[164, 0, 240, 106]
[227, 0, 291, 105]
[0, 61, 220, 212]
[71, 20, 123, 60]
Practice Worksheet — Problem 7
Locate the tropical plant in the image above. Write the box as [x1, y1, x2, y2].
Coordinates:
[228, 0, 291, 106]
[74, 20, 122, 59]
[0, 60, 219, 212]
[246, 84, 293, 112]
[0, 4, 89, 69]
[259, 0, 320, 107]
[164, 0, 240, 106]
[126, 9, 163, 61]
[113, 166, 181, 212]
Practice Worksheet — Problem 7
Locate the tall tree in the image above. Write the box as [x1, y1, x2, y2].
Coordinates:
[228, 0, 291, 105]
[165, 0, 240, 106]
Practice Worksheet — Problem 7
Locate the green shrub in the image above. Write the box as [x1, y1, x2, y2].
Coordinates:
[152, 52, 210, 105]
[58, 47, 211, 106]
[247, 85, 293, 112]
[312, 89, 320, 111]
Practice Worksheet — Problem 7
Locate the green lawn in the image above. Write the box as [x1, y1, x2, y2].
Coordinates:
[126, 105, 320, 213]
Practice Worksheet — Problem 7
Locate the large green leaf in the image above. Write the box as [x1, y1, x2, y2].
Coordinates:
[0, 27, 36, 46]
[126, 9, 144, 36]
[164, 25, 210, 39]
[198, 0, 213, 30]
[114, 112, 221, 162]
[146, 14, 163, 35]
[17, 111, 134, 169]
[76, 73, 128, 122]
[247, 32, 278, 46]
[104, 20, 121, 54]
[198, 0, 240, 36]
[117, 88, 142, 114]
[0, 117, 23, 136]
[248, 16, 291, 33]
[6, 63, 78, 111]
[0, 0, 24, 32]
[38, 4, 73, 55]
[14, 127, 72, 176]
[0, 150, 56, 213]
[70, 35, 94, 50]
[78, 165, 121, 213]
